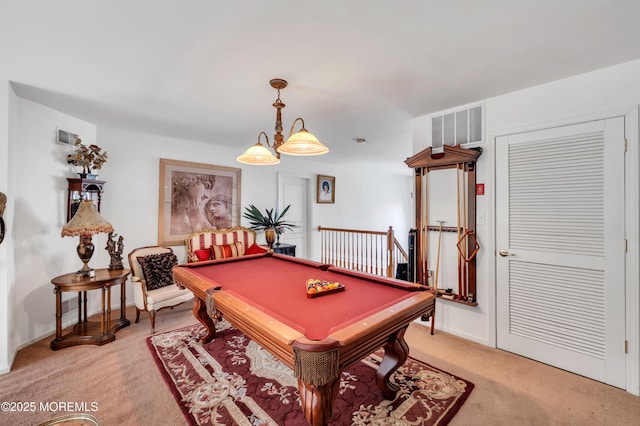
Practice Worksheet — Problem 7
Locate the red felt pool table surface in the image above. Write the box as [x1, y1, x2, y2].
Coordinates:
[180, 254, 423, 341]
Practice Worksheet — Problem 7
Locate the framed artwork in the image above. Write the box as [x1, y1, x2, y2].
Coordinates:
[158, 159, 241, 246]
[317, 175, 335, 204]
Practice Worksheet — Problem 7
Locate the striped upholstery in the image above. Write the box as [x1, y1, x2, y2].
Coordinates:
[185, 227, 257, 263]
[210, 242, 245, 259]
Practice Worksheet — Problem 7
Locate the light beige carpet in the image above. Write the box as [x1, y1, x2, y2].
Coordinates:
[1, 303, 638, 425]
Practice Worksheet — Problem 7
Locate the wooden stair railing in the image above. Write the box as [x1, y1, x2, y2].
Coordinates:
[317, 226, 408, 278]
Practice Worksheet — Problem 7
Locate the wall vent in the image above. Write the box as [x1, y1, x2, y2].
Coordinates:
[57, 128, 79, 146]
[431, 103, 484, 152]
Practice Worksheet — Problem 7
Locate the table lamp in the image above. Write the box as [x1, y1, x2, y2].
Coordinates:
[61, 200, 114, 277]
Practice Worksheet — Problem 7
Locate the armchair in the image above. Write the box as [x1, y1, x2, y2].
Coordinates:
[127, 246, 193, 333]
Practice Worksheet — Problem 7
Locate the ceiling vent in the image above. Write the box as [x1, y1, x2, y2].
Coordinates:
[57, 128, 79, 146]
[431, 103, 484, 152]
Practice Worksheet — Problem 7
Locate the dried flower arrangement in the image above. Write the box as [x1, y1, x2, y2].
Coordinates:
[67, 139, 108, 175]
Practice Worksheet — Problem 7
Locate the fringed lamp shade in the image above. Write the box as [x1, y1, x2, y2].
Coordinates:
[61, 200, 113, 236]
[61, 200, 113, 276]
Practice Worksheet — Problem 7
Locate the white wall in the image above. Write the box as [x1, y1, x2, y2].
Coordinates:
[411, 59, 640, 379]
[0, 79, 14, 373]
[307, 167, 412, 262]
[8, 98, 99, 357]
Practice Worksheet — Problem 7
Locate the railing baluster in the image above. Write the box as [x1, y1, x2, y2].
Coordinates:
[341, 231, 345, 269]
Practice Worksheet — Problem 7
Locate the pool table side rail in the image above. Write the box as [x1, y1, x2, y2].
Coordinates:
[327, 265, 432, 292]
[177, 252, 269, 269]
[178, 251, 333, 270]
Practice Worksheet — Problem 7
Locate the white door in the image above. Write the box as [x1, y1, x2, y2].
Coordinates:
[496, 118, 626, 388]
[278, 174, 310, 259]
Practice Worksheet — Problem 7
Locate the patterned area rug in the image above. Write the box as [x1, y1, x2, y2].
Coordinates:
[147, 321, 473, 425]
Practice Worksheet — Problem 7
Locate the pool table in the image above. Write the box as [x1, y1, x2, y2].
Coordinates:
[172, 253, 435, 426]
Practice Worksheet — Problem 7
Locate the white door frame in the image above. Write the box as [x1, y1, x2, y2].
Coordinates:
[489, 105, 639, 395]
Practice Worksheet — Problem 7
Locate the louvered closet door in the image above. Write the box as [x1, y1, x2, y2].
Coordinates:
[496, 118, 626, 388]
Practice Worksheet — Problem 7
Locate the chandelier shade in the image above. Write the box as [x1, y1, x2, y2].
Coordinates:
[236, 132, 280, 165]
[237, 78, 329, 165]
[277, 118, 329, 156]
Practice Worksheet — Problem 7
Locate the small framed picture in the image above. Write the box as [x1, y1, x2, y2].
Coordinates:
[317, 175, 335, 204]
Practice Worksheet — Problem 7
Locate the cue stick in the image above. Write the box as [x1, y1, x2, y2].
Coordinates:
[434, 220, 445, 292]
[431, 219, 445, 334]
[424, 169, 436, 333]
[462, 164, 468, 300]
[423, 168, 429, 285]
[456, 162, 463, 298]
[455, 163, 470, 300]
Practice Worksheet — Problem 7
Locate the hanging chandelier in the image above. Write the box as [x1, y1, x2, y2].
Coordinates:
[236, 78, 329, 165]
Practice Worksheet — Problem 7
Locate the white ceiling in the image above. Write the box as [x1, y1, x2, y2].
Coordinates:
[2, 0, 640, 174]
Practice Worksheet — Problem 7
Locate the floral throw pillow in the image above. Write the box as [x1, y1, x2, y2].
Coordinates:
[137, 252, 178, 291]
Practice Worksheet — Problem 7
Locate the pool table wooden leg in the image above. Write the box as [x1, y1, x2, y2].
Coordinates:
[377, 326, 410, 399]
[298, 375, 341, 426]
[193, 296, 216, 343]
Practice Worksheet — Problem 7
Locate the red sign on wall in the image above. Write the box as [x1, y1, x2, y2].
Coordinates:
[476, 183, 485, 196]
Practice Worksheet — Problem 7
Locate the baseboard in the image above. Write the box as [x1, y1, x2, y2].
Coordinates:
[411, 318, 490, 347]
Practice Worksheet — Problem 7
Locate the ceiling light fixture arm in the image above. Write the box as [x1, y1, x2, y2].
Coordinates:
[258, 131, 271, 147]
[289, 117, 306, 136]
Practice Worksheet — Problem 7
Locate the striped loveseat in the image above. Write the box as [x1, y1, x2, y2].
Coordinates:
[185, 227, 266, 263]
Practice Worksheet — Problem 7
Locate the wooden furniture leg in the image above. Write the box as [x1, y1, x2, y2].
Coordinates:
[83, 290, 88, 323]
[100, 287, 106, 335]
[192, 296, 216, 343]
[115, 276, 130, 331]
[106, 284, 112, 333]
[298, 376, 341, 426]
[377, 326, 410, 398]
[430, 303, 437, 335]
[54, 287, 62, 340]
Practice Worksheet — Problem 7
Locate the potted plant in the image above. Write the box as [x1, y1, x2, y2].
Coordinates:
[242, 204, 298, 247]
[67, 139, 108, 178]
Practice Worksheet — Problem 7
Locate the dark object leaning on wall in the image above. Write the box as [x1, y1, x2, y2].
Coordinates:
[0, 192, 6, 245]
